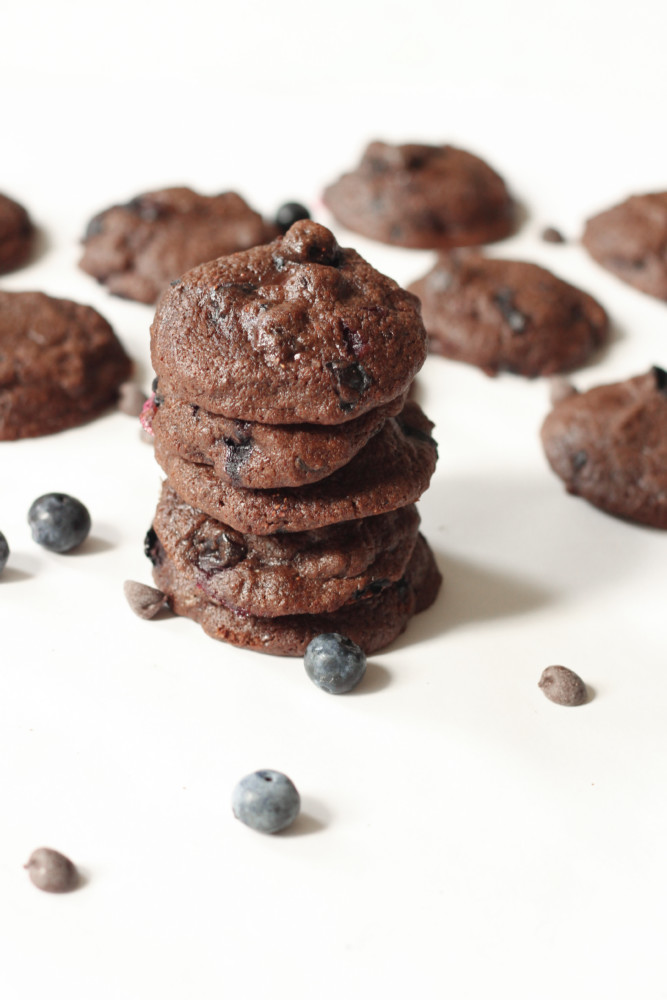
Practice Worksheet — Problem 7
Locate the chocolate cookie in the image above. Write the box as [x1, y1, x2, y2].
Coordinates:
[80, 187, 279, 304]
[153, 401, 437, 534]
[148, 386, 407, 488]
[153, 483, 420, 617]
[540, 367, 667, 528]
[582, 192, 667, 300]
[0, 291, 132, 440]
[150, 531, 441, 656]
[0, 193, 34, 274]
[323, 142, 515, 249]
[151, 221, 427, 423]
[409, 252, 609, 377]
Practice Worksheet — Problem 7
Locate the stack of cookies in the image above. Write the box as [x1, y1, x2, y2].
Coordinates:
[144, 221, 441, 656]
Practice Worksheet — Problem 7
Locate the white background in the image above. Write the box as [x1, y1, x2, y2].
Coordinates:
[2, 2, 667, 998]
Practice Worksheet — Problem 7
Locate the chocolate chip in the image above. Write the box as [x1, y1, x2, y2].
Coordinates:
[538, 665, 588, 706]
[25, 847, 79, 893]
[651, 365, 667, 395]
[494, 287, 527, 334]
[541, 226, 566, 244]
[170, 278, 182, 287]
[325, 360, 372, 411]
[151, 376, 159, 393]
[123, 580, 167, 619]
[117, 382, 148, 418]
[549, 377, 578, 405]
[571, 450, 588, 472]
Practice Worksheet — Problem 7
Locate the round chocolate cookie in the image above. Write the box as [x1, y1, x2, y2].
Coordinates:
[151, 221, 427, 424]
[0, 291, 132, 440]
[149, 386, 407, 489]
[582, 192, 667, 300]
[409, 251, 609, 377]
[0, 193, 34, 274]
[150, 532, 442, 657]
[153, 482, 420, 617]
[322, 142, 515, 249]
[80, 187, 279, 304]
[153, 401, 438, 534]
[540, 367, 667, 528]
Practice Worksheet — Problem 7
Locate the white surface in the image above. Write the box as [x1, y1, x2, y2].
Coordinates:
[2, 3, 667, 998]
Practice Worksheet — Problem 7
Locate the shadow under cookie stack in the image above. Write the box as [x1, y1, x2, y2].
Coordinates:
[143, 221, 441, 656]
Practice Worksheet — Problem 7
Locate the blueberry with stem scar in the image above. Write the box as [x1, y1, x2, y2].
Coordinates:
[304, 633, 367, 694]
[232, 770, 300, 834]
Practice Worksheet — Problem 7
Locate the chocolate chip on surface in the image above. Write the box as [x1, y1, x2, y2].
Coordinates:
[549, 376, 578, 405]
[541, 226, 566, 244]
[24, 847, 79, 892]
[117, 382, 148, 417]
[538, 664, 588, 706]
[123, 579, 166, 618]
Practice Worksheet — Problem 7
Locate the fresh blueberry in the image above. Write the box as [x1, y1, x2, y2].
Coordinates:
[0, 531, 9, 574]
[275, 201, 311, 233]
[27, 493, 91, 553]
[232, 770, 300, 834]
[304, 633, 367, 694]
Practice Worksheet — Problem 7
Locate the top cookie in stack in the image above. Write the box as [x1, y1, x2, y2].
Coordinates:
[146, 221, 441, 655]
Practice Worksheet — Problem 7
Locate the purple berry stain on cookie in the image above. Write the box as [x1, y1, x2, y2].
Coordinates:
[493, 287, 527, 334]
[140, 393, 159, 435]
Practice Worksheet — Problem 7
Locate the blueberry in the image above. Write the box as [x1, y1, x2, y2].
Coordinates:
[275, 201, 311, 233]
[232, 770, 300, 834]
[304, 632, 367, 694]
[0, 531, 8, 574]
[28, 493, 91, 553]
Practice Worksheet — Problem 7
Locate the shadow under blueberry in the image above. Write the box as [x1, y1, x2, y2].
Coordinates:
[73, 535, 117, 556]
[0, 566, 33, 583]
[350, 661, 391, 695]
[280, 798, 330, 837]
